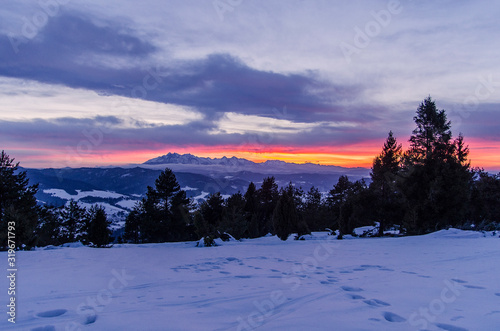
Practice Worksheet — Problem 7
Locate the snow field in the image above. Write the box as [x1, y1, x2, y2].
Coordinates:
[1, 229, 499, 330]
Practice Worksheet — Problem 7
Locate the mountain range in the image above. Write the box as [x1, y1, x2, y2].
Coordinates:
[24, 153, 370, 227]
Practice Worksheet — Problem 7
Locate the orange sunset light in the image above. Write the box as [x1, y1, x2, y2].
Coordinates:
[9, 138, 500, 172]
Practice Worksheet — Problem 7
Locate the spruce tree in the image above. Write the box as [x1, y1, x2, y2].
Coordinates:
[257, 177, 279, 236]
[304, 186, 326, 231]
[131, 168, 191, 242]
[273, 183, 309, 241]
[124, 208, 141, 243]
[221, 192, 247, 240]
[243, 182, 259, 238]
[370, 131, 404, 235]
[37, 205, 63, 247]
[60, 200, 86, 243]
[87, 205, 111, 247]
[400, 97, 473, 233]
[0, 151, 39, 250]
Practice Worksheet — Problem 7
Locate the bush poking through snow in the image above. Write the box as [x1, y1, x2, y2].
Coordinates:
[196, 236, 218, 247]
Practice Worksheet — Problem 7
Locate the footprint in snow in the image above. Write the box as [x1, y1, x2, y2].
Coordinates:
[463, 285, 486, 289]
[450, 315, 464, 321]
[495, 293, 500, 296]
[341, 286, 363, 292]
[382, 311, 406, 323]
[320, 279, 338, 285]
[451, 279, 468, 284]
[77, 306, 98, 325]
[402, 271, 417, 274]
[360, 265, 383, 268]
[435, 323, 469, 331]
[348, 294, 365, 300]
[31, 326, 56, 331]
[486, 311, 500, 316]
[363, 299, 391, 307]
[36, 309, 67, 318]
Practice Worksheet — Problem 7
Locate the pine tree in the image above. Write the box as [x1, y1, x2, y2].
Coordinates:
[243, 182, 259, 238]
[60, 200, 86, 243]
[154, 168, 181, 212]
[272, 183, 309, 241]
[370, 131, 404, 235]
[0, 151, 39, 250]
[87, 205, 111, 247]
[328, 176, 360, 238]
[124, 208, 141, 243]
[130, 168, 191, 242]
[221, 192, 247, 240]
[400, 97, 473, 233]
[470, 171, 500, 227]
[36, 205, 63, 247]
[304, 186, 327, 231]
[406, 96, 452, 165]
[257, 177, 279, 236]
[203, 192, 224, 236]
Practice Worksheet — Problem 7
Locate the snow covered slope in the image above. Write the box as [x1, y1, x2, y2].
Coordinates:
[2, 229, 499, 330]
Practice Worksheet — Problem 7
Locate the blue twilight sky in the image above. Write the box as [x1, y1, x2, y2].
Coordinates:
[0, 0, 499, 170]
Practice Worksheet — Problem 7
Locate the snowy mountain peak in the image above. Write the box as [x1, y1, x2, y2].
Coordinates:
[144, 152, 254, 166]
[142, 152, 370, 177]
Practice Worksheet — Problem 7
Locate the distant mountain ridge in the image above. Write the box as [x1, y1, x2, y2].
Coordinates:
[143, 152, 368, 175]
[145, 152, 254, 167]
[22, 153, 370, 228]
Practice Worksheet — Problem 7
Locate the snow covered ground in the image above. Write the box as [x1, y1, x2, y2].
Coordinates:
[1, 229, 499, 330]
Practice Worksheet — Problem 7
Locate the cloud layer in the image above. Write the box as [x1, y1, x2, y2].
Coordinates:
[0, 1, 499, 170]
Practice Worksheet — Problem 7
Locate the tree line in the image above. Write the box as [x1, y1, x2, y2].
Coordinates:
[122, 97, 500, 243]
[1, 97, 499, 249]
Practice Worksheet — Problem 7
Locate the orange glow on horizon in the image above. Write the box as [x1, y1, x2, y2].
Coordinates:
[6, 138, 500, 172]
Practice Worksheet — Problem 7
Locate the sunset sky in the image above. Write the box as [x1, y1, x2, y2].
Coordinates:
[1, 0, 499, 171]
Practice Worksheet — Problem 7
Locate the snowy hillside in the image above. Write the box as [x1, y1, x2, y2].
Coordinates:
[24, 164, 369, 221]
[2, 229, 499, 330]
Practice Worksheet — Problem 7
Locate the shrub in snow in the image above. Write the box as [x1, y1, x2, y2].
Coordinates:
[219, 232, 237, 242]
[196, 236, 218, 247]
